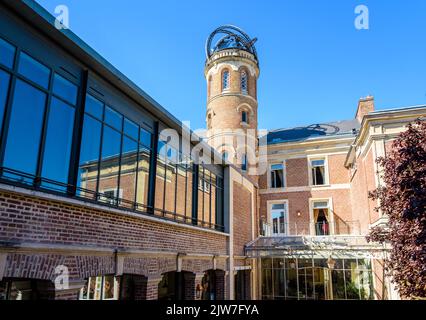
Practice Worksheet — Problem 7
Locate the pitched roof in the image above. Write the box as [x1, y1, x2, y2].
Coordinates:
[265, 119, 360, 145]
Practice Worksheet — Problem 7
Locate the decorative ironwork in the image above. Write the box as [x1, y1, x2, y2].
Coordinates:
[205, 25, 258, 61]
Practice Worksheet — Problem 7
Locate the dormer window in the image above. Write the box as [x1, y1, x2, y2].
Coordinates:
[241, 70, 248, 94]
[222, 70, 230, 91]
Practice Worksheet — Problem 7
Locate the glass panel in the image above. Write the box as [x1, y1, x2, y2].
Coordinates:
[53, 73, 78, 105]
[285, 268, 298, 299]
[273, 268, 286, 299]
[124, 118, 138, 139]
[140, 128, 151, 148]
[85, 94, 103, 119]
[18, 52, 50, 89]
[344, 269, 360, 299]
[311, 159, 325, 167]
[102, 276, 116, 300]
[41, 97, 75, 189]
[105, 106, 122, 130]
[0, 70, 11, 133]
[3, 80, 46, 182]
[313, 201, 328, 209]
[98, 126, 121, 204]
[222, 71, 229, 90]
[175, 156, 187, 217]
[136, 145, 150, 208]
[358, 270, 373, 300]
[272, 203, 285, 210]
[0, 37, 15, 68]
[186, 160, 193, 221]
[164, 147, 177, 214]
[77, 115, 102, 198]
[261, 268, 273, 300]
[120, 136, 138, 207]
[332, 270, 346, 299]
[215, 176, 223, 229]
[7, 281, 33, 300]
[271, 164, 283, 170]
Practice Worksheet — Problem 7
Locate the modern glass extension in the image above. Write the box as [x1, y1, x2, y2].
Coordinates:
[261, 256, 374, 300]
[0, 35, 225, 232]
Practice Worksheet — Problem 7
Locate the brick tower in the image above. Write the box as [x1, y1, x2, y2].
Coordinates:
[204, 25, 260, 170]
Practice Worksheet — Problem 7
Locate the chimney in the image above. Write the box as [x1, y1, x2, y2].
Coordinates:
[355, 95, 374, 122]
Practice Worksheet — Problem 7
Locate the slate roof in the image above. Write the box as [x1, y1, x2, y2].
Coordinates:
[265, 119, 360, 145]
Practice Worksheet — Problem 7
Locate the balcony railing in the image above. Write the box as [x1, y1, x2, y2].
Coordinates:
[261, 220, 361, 237]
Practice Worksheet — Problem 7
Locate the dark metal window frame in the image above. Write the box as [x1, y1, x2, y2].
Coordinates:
[0, 34, 226, 233]
[0, 43, 80, 192]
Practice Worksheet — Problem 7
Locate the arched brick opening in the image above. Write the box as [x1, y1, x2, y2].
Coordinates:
[0, 278, 55, 300]
[158, 271, 195, 300]
[199, 269, 225, 300]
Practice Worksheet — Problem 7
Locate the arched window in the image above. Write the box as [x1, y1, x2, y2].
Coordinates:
[241, 70, 248, 94]
[222, 70, 230, 91]
[241, 111, 248, 124]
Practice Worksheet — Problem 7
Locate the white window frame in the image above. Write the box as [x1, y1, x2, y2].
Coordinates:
[308, 197, 334, 235]
[267, 199, 290, 235]
[267, 161, 286, 190]
[307, 155, 329, 187]
[100, 188, 123, 205]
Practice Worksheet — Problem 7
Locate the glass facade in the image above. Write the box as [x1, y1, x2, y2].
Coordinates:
[261, 257, 374, 300]
[0, 35, 225, 232]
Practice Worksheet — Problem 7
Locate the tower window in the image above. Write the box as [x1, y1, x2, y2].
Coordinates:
[241, 111, 248, 124]
[222, 70, 230, 91]
[241, 71, 248, 94]
[241, 154, 247, 171]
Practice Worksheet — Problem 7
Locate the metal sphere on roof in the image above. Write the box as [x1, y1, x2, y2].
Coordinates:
[205, 25, 258, 61]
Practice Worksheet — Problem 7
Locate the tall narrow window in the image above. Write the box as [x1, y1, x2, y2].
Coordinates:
[270, 163, 284, 188]
[0, 70, 11, 135]
[241, 70, 248, 94]
[271, 203, 287, 235]
[311, 159, 326, 185]
[222, 70, 229, 91]
[241, 111, 248, 124]
[3, 80, 47, 183]
[41, 74, 78, 190]
[241, 154, 247, 171]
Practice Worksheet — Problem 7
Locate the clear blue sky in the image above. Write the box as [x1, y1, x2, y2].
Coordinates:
[37, 0, 426, 131]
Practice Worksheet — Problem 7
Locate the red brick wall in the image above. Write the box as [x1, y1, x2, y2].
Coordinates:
[286, 158, 309, 187]
[328, 154, 350, 184]
[233, 182, 253, 256]
[0, 191, 227, 254]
